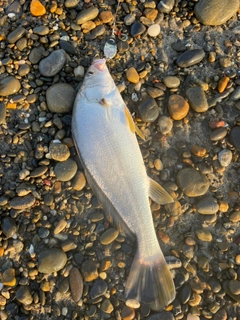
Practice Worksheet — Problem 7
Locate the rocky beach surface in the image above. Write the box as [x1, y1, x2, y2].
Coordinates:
[0, 0, 240, 319]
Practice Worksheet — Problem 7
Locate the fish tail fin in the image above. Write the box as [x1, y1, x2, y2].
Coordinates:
[125, 249, 176, 311]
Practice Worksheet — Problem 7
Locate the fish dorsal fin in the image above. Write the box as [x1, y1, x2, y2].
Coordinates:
[149, 177, 174, 204]
[124, 106, 145, 140]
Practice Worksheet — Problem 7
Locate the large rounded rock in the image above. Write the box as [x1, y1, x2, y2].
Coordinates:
[39, 49, 66, 77]
[177, 49, 205, 68]
[186, 87, 208, 113]
[194, 0, 239, 26]
[38, 248, 67, 274]
[177, 168, 210, 197]
[46, 83, 76, 113]
[0, 76, 21, 96]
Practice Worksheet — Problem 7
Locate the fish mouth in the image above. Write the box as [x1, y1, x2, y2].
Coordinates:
[92, 58, 106, 71]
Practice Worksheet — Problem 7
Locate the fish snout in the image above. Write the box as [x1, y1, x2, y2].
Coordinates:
[92, 59, 106, 71]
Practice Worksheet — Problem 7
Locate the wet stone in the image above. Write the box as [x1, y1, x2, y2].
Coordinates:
[126, 67, 139, 84]
[194, 0, 239, 26]
[38, 248, 67, 274]
[7, 26, 26, 43]
[71, 171, 86, 191]
[81, 260, 98, 282]
[54, 219, 67, 234]
[230, 126, 240, 149]
[218, 149, 232, 167]
[0, 103, 6, 124]
[177, 168, 209, 197]
[0, 76, 21, 96]
[49, 143, 70, 161]
[196, 196, 219, 214]
[195, 229, 212, 242]
[90, 279, 108, 299]
[101, 299, 114, 314]
[131, 21, 146, 37]
[39, 49, 67, 77]
[100, 228, 119, 245]
[210, 128, 227, 141]
[18, 64, 31, 76]
[163, 76, 180, 88]
[168, 94, 189, 120]
[76, 7, 99, 25]
[158, 0, 175, 13]
[230, 86, 240, 101]
[228, 280, 240, 295]
[29, 46, 45, 64]
[177, 49, 205, 68]
[16, 286, 33, 305]
[30, 166, 48, 178]
[138, 97, 159, 122]
[158, 116, 173, 135]
[186, 87, 208, 112]
[54, 158, 78, 181]
[2, 217, 17, 238]
[10, 193, 35, 210]
[46, 83, 76, 113]
[121, 305, 135, 320]
[69, 267, 83, 302]
[177, 283, 192, 304]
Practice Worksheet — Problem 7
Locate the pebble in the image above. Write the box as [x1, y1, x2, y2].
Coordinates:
[30, 166, 48, 178]
[194, 0, 239, 26]
[0, 103, 6, 124]
[158, 116, 173, 134]
[18, 64, 31, 76]
[191, 145, 206, 157]
[90, 279, 108, 299]
[30, 0, 46, 16]
[46, 83, 76, 113]
[177, 283, 192, 304]
[187, 315, 200, 320]
[138, 97, 159, 122]
[33, 25, 49, 35]
[147, 87, 164, 98]
[147, 24, 161, 37]
[6, 1, 22, 16]
[2, 217, 17, 238]
[100, 228, 119, 245]
[101, 299, 114, 314]
[168, 94, 189, 120]
[213, 308, 227, 320]
[177, 168, 209, 197]
[218, 76, 230, 93]
[210, 128, 228, 141]
[230, 86, 240, 100]
[195, 229, 212, 242]
[230, 126, 240, 149]
[49, 143, 70, 161]
[229, 211, 240, 223]
[163, 76, 180, 88]
[186, 87, 208, 112]
[196, 196, 219, 214]
[223, 281, 240, 302]
[10, 193, 35, 209]
[29, 46, 45, 64]
[16, 286, 33, 305]
[176, 49, 205, 68]
[69, 267, 83, 302]
[0, 76, 21, 96]
[7, 26, 26, 43]
[131, 22, 146, 37]
[39, 49, 67, 77]
[54, 158, 77, 181]
[76, 7, 99, 25]
[53, 219, 67, 234]
[218, 149, 232, 167]
[147, 311, 174, 320]
[228, 280, 240, 295]
[118, 40, 129, 53]
[38, 248, 67, 273]
[81, 260, 98, 282]
[219, 57, 232, 68]
[2, 268, 16, 286]
[99, 11, 113, 23]
[126, 67, 139, 84]
[121, 305, 135, 320]
[74, 65, 85, 78]
[158, 0, 175, 13]
[65, 0, 79, 8]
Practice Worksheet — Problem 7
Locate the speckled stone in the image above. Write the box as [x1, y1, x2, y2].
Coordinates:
[177, 49, 205, 67]
[76, 7, 99, 25]
[138, 97, 159, 122]
[218, 149, 232, 167]
[168, 94, 189, 120]
[49, 143, 70, 161]
[0, 76, 21, 96]
[177, 168, 209, 197]
[163, 76, 180, 88]
[196, 196, 219, 214]
[46, 83, 76, 113]
[194, 0, 239, 26]
[38, 248, 67, 274]
[54, 158, 78, 181]
[69, 267, 83, 302]
[39, 49, 67, 77]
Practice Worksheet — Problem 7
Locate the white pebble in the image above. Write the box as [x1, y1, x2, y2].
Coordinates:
[147, 24, 161, 37]
[218, 149, 232, 167]
[74, 65, 85, 78]
[62, 307, 68, 316]
[8, 13, 16, 18]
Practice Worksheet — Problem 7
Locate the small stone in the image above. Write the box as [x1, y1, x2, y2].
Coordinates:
[158, 0, 175, 13]
[177, 168, 209, 197]
[223, 281, 240, 302]
[7, 26, 26, 43]
[16, 286, 33, 305]
[76, 7, 99, 25]
[138, 97, 159, 122]
[229, 211, 240, 223]
[218, 149, 232, 167]
[81, 260, 98, 282]
[38, 248, 67, 273]
[33, 25, 50, 35]
[46, 83, 76, 113]
[39, 49, 67, 77]
[229, 280, 240, 295]
[54, 158, 78, 181]
[30, 166, 48, 178]
[210, 128, 228, 141]
[196, 196, 219, 214]
[90, 279, 108, 299]
[2, 268, 16, 286]
[158, 116, 173, 134]
[191, 145, 207, 157]
[147, 87, 164, 98]
[144, 9, 158, 20]
[177, 283, 192, 304]
[49, 143, 70, 161]
[100, 228, 119, 245]
[126, 67, 139, 84]
[74, 65, 85, 78]
[71, 171, 86, 191]
[30, 0, 46, 16]
[0, 76, 21, 96]
[147, 24, 161, 37]
[18, 64, 31, 76]
[186, 87, 208, 113]
[230, 126, 240, 149]
[59, 40, 77, 55]
[0, 103, 6, 124]
[219, 57, 232, 68]
[54, 219, 67, 234]
[213, 308, 227, 320]
[235, 255, 240, 265]
[209, 51, 216, 63]
[163, 76, 180, 88]
[187, 315, 200, 320]
[131, 22, 146, 37]
[101, 299, 114, 314]
[2, 217, 17, 238]
[29, 46, 45, 64]
[230, 86, 240, 101]
[194, 0, 239, 26]
[168, 94, 189, 120]
[195, 229, 212, 242]
[99, 11, 113, 23]
[177, 49, 205, 68]
[10, 194, 35, 210]
[218, 201, 228, 212]
[65, 0, 79, 8]
[218, 76, 230, 93]
[121, 305, 135, 320]
[6, 1, 22, 16]
[69, 267, 83, 302]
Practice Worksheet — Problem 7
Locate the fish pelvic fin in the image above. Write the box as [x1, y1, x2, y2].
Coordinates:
[125, 249, 176, 311]
[124, 106, 145, 140]
[149, 177, 174, 204]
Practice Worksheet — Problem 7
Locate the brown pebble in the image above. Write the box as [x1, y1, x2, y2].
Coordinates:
[69, 267, 83, 302]
[99, 11, 113, 23]
[126, 67, 139, 84]
[208, 52, 216, 62]
[157, 230, 170, 243]
[121, 305, 135, 320]
[235, 254, 240, 265]
[191, 145, 207, 157]
[144, 9, 158, 20]
[168, 94, 189, 120]
[218, 201, 229, 212]
[218, 75, 230, 93]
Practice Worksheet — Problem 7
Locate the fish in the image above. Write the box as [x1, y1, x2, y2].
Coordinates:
[72, 58, 176, 310]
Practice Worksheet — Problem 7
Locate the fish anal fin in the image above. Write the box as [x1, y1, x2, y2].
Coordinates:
[124, 106, 135, 134]
[134, 124, 145, 140]
[149, 177, 174, 204]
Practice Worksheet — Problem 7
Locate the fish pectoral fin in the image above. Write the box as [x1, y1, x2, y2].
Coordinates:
[124, 106, 145, 139]
[149, 177, 174, 204]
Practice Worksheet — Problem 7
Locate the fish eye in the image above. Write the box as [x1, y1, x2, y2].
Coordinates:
[87, 71, 94, 76]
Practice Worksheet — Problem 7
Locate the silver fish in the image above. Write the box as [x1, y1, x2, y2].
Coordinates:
[72, 59, 176, 310]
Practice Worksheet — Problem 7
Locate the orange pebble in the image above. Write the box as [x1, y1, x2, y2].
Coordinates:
[6, 103, 17, 109]
[0, 247, 4, 257]
[218, 75, 230, 93]
[30, 0, 46, 16]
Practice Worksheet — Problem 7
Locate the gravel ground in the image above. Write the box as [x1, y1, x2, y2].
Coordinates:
[0, 0, 240, 319]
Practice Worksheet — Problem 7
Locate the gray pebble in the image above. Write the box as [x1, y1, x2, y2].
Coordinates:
[0, 102, 6, 124]
[131, 21, 146, 37]
[30, 166, 48, 178]
[69, 267, 83, 302]
[46, 83, 76, 113]
[158, 116, 173, 134]
[218, 149, 232, 167]
[146, 87, 164, 98]
[81, 260, 98, 282]
[38, 248, 67, 274]
[29, 46, 45, 64]
[177, 283, 192, 304]
[177, 49, 205, 68]
[146, 311, 174, 320]
[210, 127, 227, 141]
[124, 13, 136, 26]
[186, 86, 208, 112]
[33, 26, 50, 35]
[2, 217, 17, 238]
[90, 279, 108, 299]
[230, 126, 240, 149]
[6, 1, 23, 17]
[209, 277, 222, 293]
[163, 76, 180, 88]
[10, 193, 35, 210]
[158, 0, 175, 13]
[7, 26, 26, 43]
[230, 86, 240, 101]
[138, 97, 159, 122]
[39, 49, 67, 77]
[196, 196, 219, 214]
[76, 7, 99, 25]
[177, 168, 209, 197]
[18, 64, 30, 76]
[59, 40, 77, 55]
[16, 286, 33, 305]
[54, 158, 78, 181]
[0, 76, 21, 96]
[38, 227, 50, 239]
